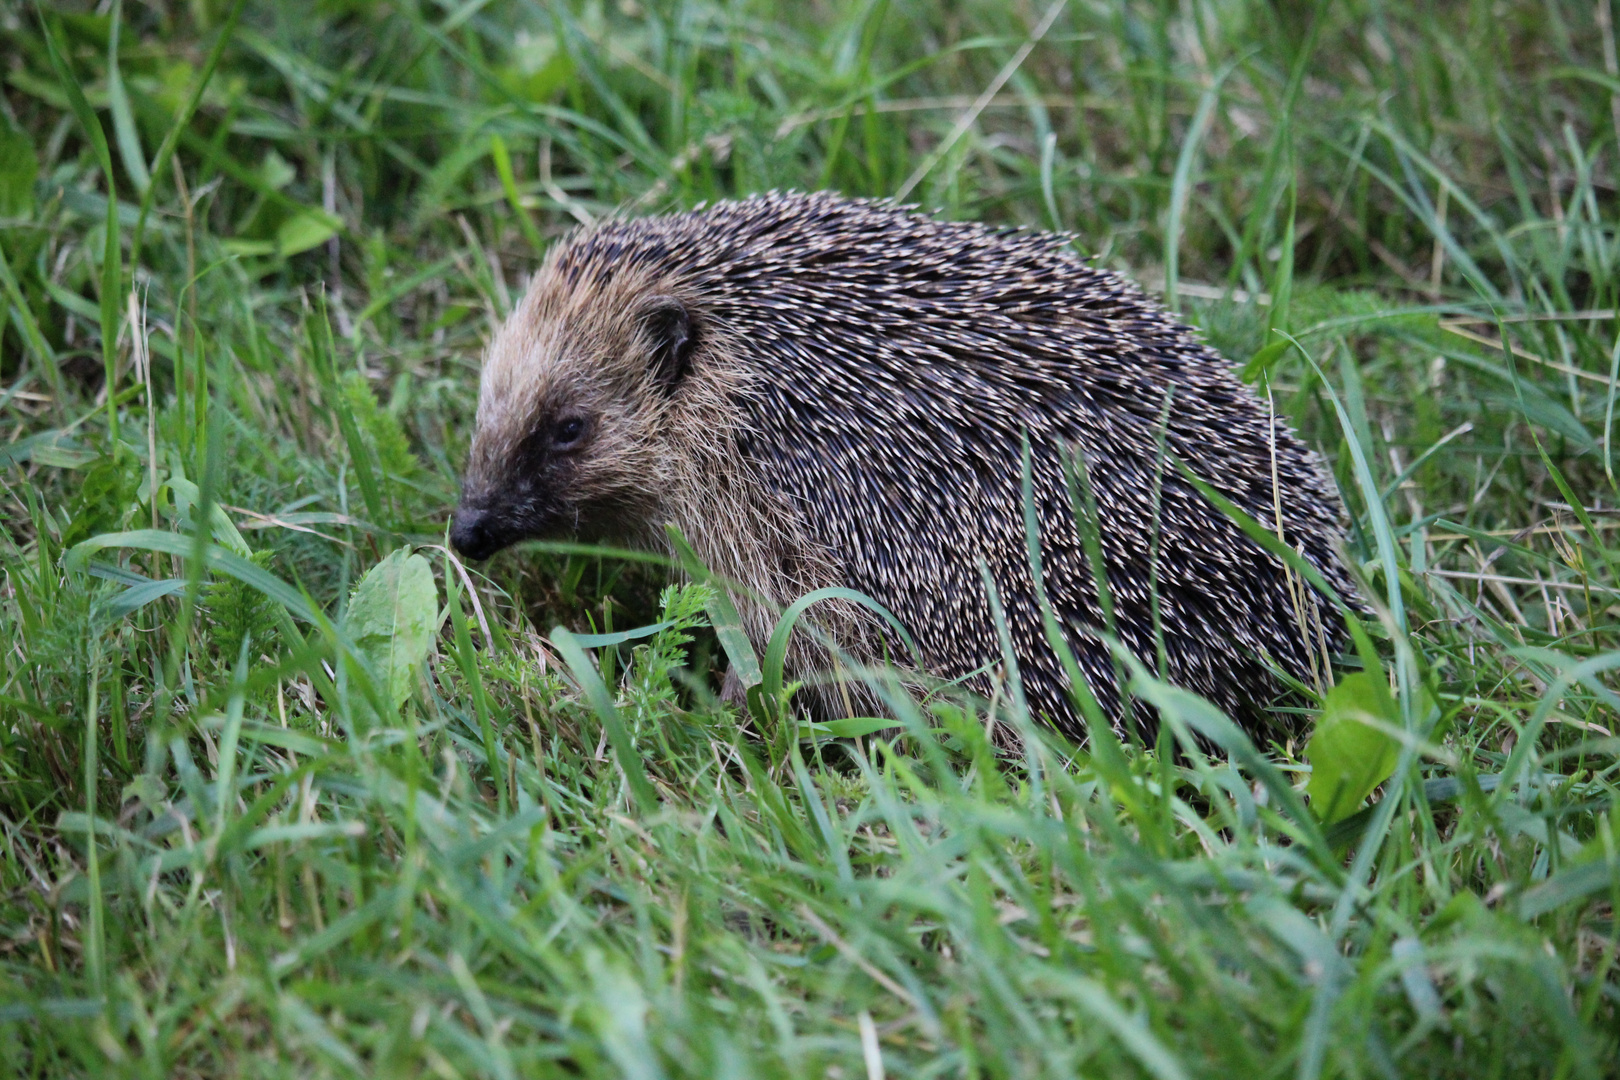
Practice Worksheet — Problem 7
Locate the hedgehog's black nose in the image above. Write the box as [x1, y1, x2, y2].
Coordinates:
[449, 506, 499, 561]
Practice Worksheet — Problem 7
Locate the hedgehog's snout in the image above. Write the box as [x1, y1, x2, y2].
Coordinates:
[450, 473, 569, 560]
[449, 503, 502, 561]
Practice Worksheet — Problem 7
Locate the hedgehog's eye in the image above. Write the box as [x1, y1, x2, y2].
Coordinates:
[552, 416, 588, 450]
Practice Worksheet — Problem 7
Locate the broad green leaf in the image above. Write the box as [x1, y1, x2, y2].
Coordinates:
[277, 209, 342, 257]
[344, 549, 437, 710]
[0, 116, 38, 217]
[1306, 673, 1401, 824]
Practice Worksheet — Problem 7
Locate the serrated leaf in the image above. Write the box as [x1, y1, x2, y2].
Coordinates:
[1305, 673, 1401, 824]
[344, 549, 437, 709]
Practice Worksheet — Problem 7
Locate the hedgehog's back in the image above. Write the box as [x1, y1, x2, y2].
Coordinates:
[564, 193, 1355, 731]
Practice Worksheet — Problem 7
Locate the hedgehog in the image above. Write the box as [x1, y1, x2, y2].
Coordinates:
[449, 191, 1358, 738]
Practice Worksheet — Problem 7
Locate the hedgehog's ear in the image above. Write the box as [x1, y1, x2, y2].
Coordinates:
[639, 295, 693, 393]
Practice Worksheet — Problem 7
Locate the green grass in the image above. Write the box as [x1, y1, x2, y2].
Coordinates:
[2, 0, 1619, 1075]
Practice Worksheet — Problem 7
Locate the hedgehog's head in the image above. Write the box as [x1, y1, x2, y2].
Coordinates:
[450, 263, 702, 561]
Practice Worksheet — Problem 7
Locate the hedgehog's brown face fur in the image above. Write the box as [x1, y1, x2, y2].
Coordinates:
[450, 264, 700, 561]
